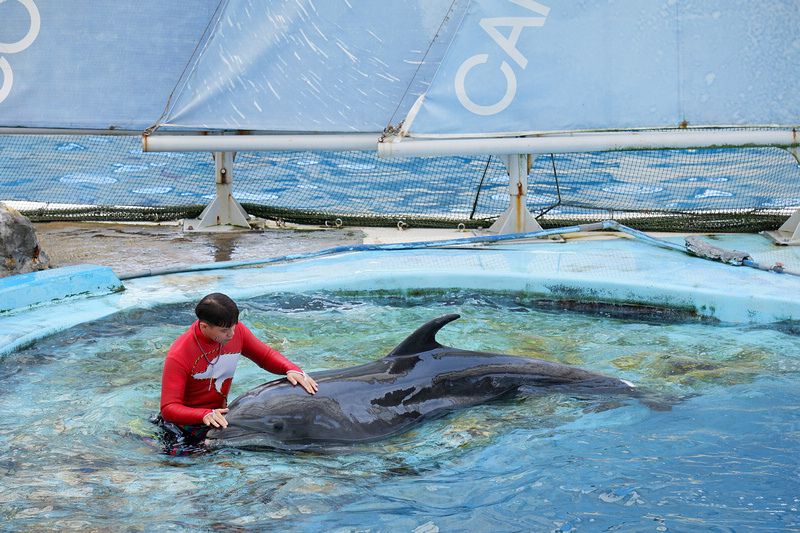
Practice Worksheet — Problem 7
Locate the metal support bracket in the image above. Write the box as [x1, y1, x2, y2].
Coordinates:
[763, 208, 800, 245]
[762, 147, 800, 245]
[488, 154, 544, 235]
[183, 151, 251, 232]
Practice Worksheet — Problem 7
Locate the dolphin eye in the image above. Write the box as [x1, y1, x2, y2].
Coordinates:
[270, 420, 285, 432]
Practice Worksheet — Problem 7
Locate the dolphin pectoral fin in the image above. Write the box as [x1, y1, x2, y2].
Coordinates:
[631, 392, 674, 412]
[627, 387, 700, 412]
[386, 314, 461, 357]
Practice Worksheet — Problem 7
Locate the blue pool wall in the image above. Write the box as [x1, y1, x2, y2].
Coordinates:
[2, 234, 800, 358]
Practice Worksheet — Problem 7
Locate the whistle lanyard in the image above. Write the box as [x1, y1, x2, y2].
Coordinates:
[193, 328, 222, 391]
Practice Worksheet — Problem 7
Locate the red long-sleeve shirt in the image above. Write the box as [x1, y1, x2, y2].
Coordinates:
[160, 320, 301, 425]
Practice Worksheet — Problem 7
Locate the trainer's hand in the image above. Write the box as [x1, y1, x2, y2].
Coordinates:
[202, 408, 229, 428]
[287, 371, 318, 395]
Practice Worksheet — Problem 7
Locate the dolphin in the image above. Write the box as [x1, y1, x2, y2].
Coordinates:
[205, 314, 656, 450]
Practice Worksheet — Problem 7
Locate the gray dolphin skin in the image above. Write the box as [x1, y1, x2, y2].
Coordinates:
[205, 313, 652, 450]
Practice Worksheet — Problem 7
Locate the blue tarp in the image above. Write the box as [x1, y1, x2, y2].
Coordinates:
[405, 0, 800, 136]
[159, 0, 464, 132]
[0, 0, 221, 130]
[2, 0, 798, 135]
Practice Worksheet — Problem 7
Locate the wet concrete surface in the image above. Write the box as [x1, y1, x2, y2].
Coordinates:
[33, 221, 365, 278]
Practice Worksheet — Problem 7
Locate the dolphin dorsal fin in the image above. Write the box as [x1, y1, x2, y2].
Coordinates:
[386, 314, 460, 357]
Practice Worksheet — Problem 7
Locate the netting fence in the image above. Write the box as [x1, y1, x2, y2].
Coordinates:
[1, 132, 799, 231]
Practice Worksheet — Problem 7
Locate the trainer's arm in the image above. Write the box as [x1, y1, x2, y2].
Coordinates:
[160, 357, 210, 424]
[239, 323, 318, 394]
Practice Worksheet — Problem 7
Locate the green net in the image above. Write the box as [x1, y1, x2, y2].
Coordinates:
[1, 133, 798, 231]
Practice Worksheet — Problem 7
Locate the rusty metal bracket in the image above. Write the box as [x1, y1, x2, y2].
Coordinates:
[488, 154, 544, 235]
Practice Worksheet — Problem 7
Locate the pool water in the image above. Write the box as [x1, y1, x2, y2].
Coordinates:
[2, 291, 800, 532]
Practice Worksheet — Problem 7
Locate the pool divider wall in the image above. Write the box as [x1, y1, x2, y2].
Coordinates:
[0, 265, 124, 314]
[215, 268, 798, 325]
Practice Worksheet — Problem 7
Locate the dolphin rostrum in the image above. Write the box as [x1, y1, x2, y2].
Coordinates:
[205, 314, 657, 450]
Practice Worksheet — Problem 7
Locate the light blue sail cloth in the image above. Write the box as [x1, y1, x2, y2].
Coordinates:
[403, 0, 800, 137]
[161, 0, 800, 135]
[159, 0, 464, 133]
[0, 0, 221, 130]
[2, 0, 798, 134]
[0, 0, 463, 132]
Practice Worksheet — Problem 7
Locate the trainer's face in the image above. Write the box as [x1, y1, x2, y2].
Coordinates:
[200, 322, 237, 345]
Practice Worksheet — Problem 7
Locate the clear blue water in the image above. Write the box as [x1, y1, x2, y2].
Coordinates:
[2, 291, 800, 532]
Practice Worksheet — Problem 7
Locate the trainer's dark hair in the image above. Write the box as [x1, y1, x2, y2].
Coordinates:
[195, 293, 239, 328]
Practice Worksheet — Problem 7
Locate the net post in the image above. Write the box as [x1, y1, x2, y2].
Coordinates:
[183, 151, 251, 232]
[488, 154, 544, 235]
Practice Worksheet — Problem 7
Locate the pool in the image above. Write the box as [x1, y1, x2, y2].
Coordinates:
[2, 232, 800, 531]
[2, 288, 800, 531]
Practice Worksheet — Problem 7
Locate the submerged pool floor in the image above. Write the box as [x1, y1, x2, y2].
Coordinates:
[3, 228, 800, 357]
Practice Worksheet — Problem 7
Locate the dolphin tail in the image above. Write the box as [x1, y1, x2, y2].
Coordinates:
[386, 313, 461, 357]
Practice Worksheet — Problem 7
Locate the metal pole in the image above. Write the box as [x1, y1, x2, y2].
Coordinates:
[378, 129, 799, 158]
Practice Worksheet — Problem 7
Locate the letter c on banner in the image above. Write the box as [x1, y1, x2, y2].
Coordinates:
[0, 0, 41, 104]
[455, 54, 517, 116]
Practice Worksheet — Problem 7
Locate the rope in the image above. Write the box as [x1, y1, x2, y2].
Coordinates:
[143, 0, 228, 136]
[382, 0, 467, 139]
